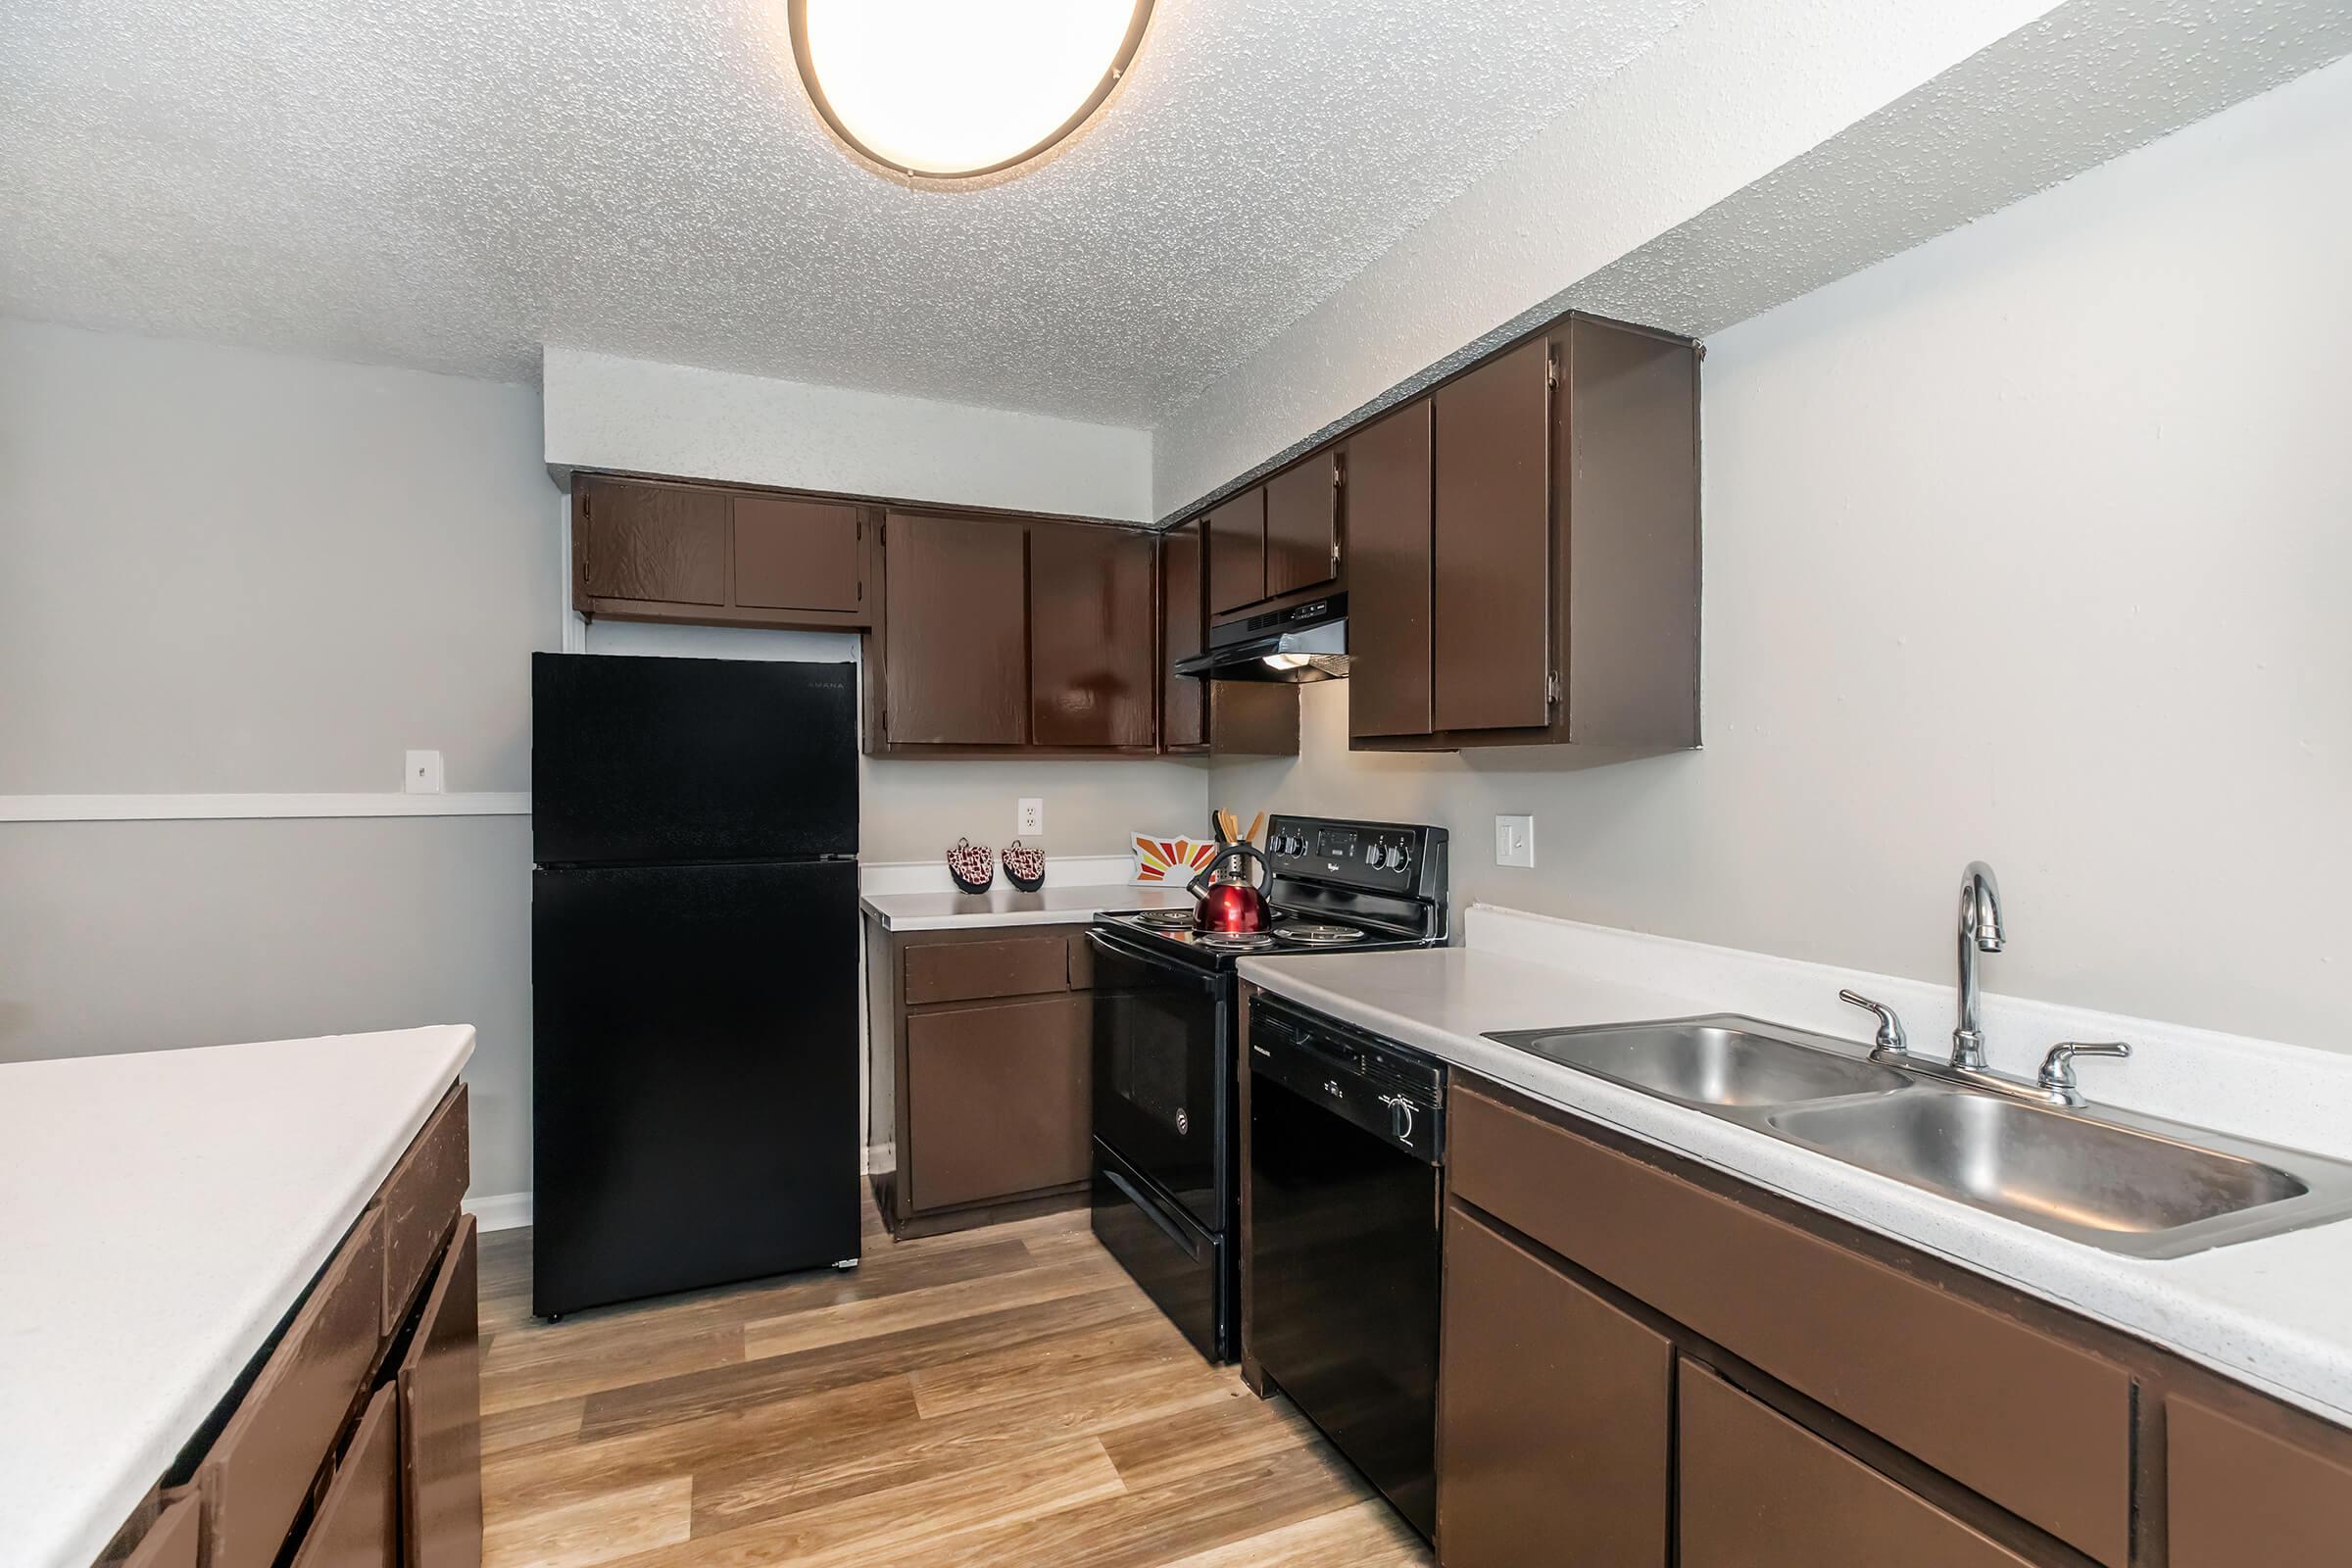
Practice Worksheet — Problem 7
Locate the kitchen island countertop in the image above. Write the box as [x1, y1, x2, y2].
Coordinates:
[0, 1024, 475, 1568]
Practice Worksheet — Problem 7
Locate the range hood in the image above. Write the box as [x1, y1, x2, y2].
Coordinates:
[1175, 594, 1350, 684]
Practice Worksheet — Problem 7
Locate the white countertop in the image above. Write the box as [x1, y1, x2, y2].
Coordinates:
[1240, 910, 2352, 1428]
[860, 882, 1193, 931]
[0, 1025, 476, 1568]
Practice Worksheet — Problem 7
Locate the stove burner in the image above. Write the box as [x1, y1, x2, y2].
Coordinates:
[1277, 922, 1367, 946]
[1193, 931, 1277, 951]
[1131, 908, 1198, 930]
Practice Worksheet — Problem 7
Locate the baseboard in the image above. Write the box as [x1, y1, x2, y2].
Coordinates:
[464, 1191, 534, 1233]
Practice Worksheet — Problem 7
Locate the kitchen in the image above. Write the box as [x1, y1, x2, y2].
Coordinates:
[5, 3, 2351, 1567]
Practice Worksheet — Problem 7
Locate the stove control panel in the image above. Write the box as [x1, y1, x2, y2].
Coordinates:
[1265, 814, 1445, 896]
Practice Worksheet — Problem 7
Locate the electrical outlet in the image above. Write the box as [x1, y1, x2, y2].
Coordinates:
[405, 750, 445, 795]
[1494, 813, 1535, 868]
[1017, 798, 1045, 837]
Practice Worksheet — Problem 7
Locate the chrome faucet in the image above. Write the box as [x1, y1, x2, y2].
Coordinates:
[1952, 860, 2005, 1069]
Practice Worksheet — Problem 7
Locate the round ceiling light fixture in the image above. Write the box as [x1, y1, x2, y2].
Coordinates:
[790, 0, 1154, 184]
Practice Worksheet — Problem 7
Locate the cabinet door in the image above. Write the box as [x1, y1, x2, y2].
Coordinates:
[1030, 524, 1156, 749]
[733, 495, 864, 614]
[398, 1218, 481, 1568]
[1680, 1362, 2034, 1568]
[290, 1384, 401, 1568]
[1161, 520, 1205, 751]
[2169, 1394, 2352, 1567]
[1206, 488, 1267, 615]
[1263, 454, 1338, 599]
[122, 1496, 200, 1568]
[906, 996, 1091, 1210]
[880, 512, 1028, 746]
[1345, 400, 1433, 740]
[1438, 1203, 1671, 1568]
[575, 477, 726, 607]
[1431, 336, 1551, 732]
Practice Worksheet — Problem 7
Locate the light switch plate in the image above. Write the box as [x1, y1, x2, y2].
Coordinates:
[1494, 814, 1535, 868]
[1017, 798, 1045, 837]
[405, 750, 445, 795]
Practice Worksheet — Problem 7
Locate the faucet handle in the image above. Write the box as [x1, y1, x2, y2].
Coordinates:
[2037, 1041, 2132, 1105]
[1839, 991, 1909, 1061]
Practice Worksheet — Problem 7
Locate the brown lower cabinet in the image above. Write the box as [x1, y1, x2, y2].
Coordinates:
[1434, 1073, 2352, 1568]
[1679, 1362, 2034, 1568]
[99, 1085, 481, 1568]
[1437, 1203, 1671, 1567]
[867, 918, 1099, 1237]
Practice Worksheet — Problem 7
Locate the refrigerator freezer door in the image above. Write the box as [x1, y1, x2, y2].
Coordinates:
[531, 858, 860, 1315]
[532, 653, 857, 866]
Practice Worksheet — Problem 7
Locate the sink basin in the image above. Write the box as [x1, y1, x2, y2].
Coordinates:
[1486, 1012, 2352, 1257]
[1768, 1090, 2321, 1257]
[1487, 1017, 1913, 1108]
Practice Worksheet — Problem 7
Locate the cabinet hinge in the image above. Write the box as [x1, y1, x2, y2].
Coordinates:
[1545, 354, 1559, 390]
[1546, 670, 1561, 707]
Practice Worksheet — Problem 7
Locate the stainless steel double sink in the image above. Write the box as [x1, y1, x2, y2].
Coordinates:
[1483, 1016, 2352, 1259]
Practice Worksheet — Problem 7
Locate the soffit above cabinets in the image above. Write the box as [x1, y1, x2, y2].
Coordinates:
[0, 0, 1701, 424]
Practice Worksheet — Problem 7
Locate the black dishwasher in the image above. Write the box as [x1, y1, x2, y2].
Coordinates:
[1247, 994, 1445, 1541]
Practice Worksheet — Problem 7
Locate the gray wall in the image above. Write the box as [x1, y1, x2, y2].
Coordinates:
[1212, 59, 2352, 1054]
[0, 321, 558, 1196]
[0, 319, 1210, 1203]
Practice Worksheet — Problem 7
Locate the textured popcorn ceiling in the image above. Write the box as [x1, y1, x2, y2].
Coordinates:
[0, 0, 1703, 423]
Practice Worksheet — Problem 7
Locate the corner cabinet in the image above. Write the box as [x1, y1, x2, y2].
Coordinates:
[1351, 314, 1700, 753]
[573, 474, 872, 631]
[1435, 1074, 2352, 1568]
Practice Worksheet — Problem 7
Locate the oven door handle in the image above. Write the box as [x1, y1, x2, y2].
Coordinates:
[1101, 1166, 1202, 1260]
[1085, 927, 1222, 992]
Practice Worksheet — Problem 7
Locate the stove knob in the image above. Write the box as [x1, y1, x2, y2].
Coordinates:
[1391, 843, 1413, 872]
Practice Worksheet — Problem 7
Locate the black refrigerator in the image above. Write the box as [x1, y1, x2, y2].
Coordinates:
[531, 652, 860, 1317]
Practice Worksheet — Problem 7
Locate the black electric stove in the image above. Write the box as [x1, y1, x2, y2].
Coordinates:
[1084, 815, 1448, 1360]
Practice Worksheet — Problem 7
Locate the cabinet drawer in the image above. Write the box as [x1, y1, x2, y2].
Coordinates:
[399, 1218, 483, 1568]
[906, 997, 1091, 1210]
[120, 1495, 200, 1568]
[199, 1209, 385, 1568]
[2168, 1394, 2352, 1566]
[291, 1384, 401, 1568]
[1680, 1362, 2034, 1568]
[903, 937, 1072, 1005]
[378, 1083, 468, 1335]
[1449, 1083, 2132, 1566]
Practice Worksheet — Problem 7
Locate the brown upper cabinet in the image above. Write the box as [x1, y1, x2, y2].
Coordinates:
[573, 474, 872, 631]
[1351, 313, 1699, 752]
[1263, 452, 1341, 600]
[1206, 488, 1267, 615]
[877, 511, 1029, 747]
[1345, 399, 1435, 740]
[1160, 518, 1206, 753]
[1029, 522, 1156, 750]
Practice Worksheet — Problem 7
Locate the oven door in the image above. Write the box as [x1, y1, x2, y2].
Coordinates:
[1085, 927, 1230, 1235]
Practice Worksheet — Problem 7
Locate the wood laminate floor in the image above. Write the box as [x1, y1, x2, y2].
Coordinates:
[477, 1197, 1432, 1567]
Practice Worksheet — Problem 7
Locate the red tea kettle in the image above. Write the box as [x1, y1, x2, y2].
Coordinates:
[1189, 841, 1273, 933]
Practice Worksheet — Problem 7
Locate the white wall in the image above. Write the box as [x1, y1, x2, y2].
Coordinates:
[1212, 55, 2352, 1054]
[0, 322, 558, 1194]
[545, 347, 1154, 523]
